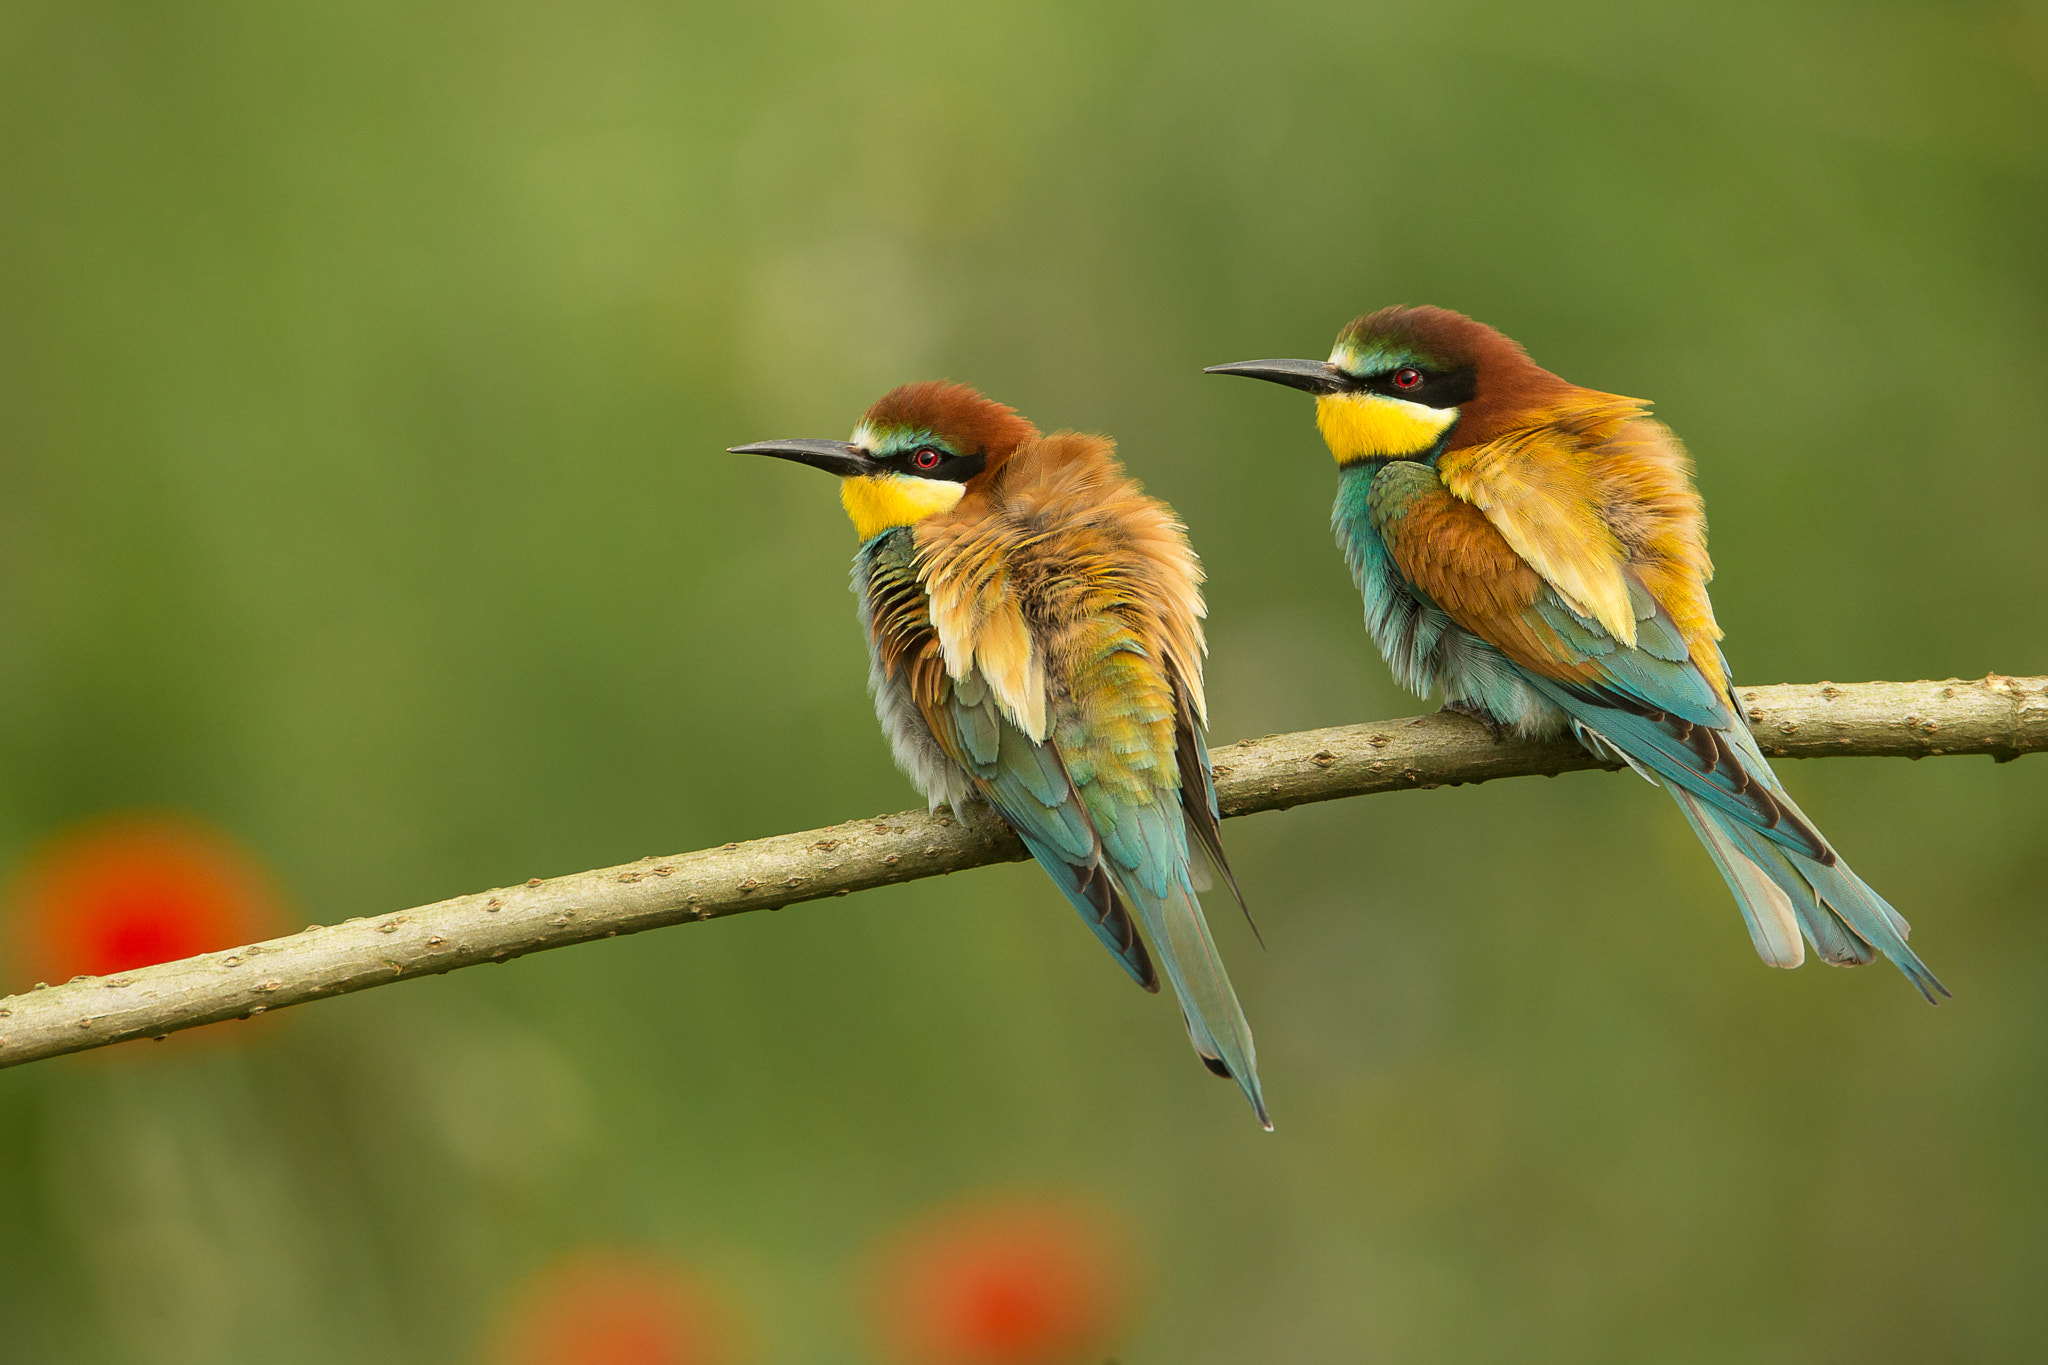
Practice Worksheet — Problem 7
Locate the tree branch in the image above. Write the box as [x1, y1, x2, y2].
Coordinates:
[2, 675, 2042, 1070]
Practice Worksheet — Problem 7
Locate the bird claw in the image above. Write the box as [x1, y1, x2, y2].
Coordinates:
[1439, 698, 1507, 741]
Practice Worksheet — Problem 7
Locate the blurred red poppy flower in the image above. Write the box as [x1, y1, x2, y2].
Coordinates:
[490, 1251, 748, 1365]
[866, 1195, 1138, 1365]
[5, 812, 286, 990]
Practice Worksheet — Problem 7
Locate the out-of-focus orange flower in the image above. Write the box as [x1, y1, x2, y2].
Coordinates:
[866, 1195, 1139, 1365]
[5, 812, 285, 989]
[490, 1251, 748, 1365]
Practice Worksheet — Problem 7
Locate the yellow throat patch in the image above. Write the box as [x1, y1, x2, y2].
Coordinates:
[840, 473, 965, 541]
[1314, 392, 1458, 464]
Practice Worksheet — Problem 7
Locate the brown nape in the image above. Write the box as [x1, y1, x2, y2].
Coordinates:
[1342, 304, 1589, 450]
[863, 380, 1039, 469]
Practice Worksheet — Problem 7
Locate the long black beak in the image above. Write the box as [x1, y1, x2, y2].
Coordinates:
[727, 438, 874, 478]
[1203, 358, 1347, 395]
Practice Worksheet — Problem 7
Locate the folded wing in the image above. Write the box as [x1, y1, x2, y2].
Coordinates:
[905, 434, 1270, 1123]
[1371, 454, 1945, 1000]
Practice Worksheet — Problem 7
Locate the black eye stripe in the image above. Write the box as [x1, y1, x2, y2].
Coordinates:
[883, 445, 988, 484]
[1349, 365, 1477, 409]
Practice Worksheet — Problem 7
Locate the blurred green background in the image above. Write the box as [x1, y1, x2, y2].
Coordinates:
[2, 1, 2046, 1360]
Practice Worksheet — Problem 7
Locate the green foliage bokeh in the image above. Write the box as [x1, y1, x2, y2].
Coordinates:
[1, 2, 2045, 1360]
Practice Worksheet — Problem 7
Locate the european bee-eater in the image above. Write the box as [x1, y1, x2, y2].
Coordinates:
[1208, 307, 1945, 1000]
[732, 382, 1270, 1125]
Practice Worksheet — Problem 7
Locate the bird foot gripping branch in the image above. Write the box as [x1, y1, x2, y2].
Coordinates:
[735, 381, 1272, 1127]
[1210, 306, 1962, 1000]
[1, 321, 2036, 1118]
[0, 675, 2039, 1075]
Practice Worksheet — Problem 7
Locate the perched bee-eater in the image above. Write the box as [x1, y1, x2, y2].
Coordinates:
[732, 382, 1270, 1125]
[1208, 307, 1944, 999]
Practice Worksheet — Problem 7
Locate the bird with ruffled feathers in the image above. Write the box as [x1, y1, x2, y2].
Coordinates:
[1209, 307, 1944, 1000]
[733, 381, 1271, 1127]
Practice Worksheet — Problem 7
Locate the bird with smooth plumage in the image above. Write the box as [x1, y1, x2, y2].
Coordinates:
[1208, 306, 1945, 1001]
[732, 382, 1271, 1126]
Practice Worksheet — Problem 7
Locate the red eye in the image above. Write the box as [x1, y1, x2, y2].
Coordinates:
[912, 447, 944, 470]
[1392, 367, 1424, 391]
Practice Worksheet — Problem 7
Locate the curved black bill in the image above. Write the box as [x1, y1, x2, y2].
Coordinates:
[1203, 357, 1347, 395]
[727, 438, 873, 478]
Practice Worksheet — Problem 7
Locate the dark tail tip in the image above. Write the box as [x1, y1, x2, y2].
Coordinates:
[1915, 970, 1953, 1005]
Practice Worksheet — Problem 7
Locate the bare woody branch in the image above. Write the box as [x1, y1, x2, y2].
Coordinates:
[2, 675, 2042, 1071]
